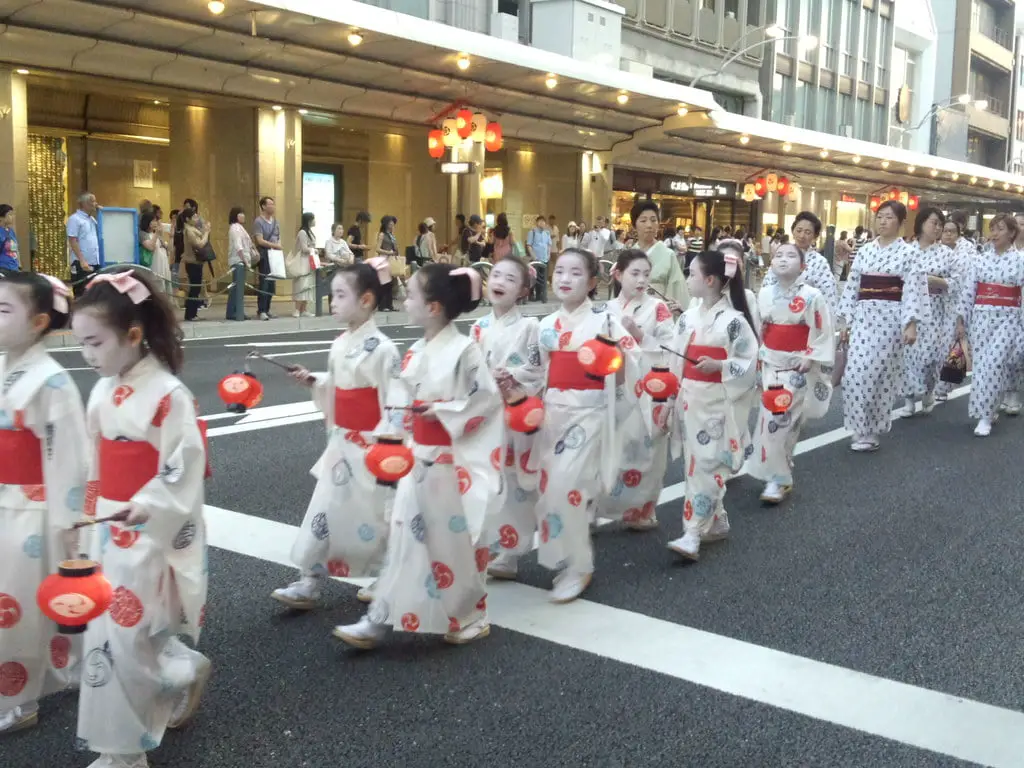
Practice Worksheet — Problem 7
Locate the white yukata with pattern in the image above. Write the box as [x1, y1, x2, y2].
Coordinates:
[77, 356, 209, 758]
[290, 321, 399, 580]
[749, 280, 834, 487]
[835, 238, 929, 437]
[470, 309, 542, 557]
[761, 249, 839, 314]
[368, 323, 504, 636]
[0, 345, 88, 717]
[688, 289, 761, 419]
[902, 242, 964, 399]
[956, 247, 1024, 420]
[668, 297, 757, 534]
[523, 300, 640, 575]
[936, 237, 978, 396]
[597, 293, 675, 525]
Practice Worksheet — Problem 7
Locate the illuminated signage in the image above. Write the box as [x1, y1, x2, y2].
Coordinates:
[440, 161, 476, 174]
[662, 178, 737, 198]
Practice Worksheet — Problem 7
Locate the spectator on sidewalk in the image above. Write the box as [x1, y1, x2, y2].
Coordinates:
[227, 206, 257, 320]
[139, 211, 171, 294]
[253, 196, 282, 321]
[461, 214, 485, 263]
[182, 207, 211, 322]
[67, 192, 100, 297]
[325, 222, 355, 267]
[346, 211, 371, 262]
[0, 204, 21, 273]
[526, 215, 552, 302]
[291, 212, 317, 318]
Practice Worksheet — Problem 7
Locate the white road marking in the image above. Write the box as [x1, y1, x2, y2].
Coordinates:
[203, 500, 1024, 767]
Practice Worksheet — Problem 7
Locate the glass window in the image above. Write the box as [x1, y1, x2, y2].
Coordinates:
[795, 80, 809, 127]
[724, 0, 738, 17]
[702, 0, 715, 10]
[874, 104, 886, 143]
[859, 99, 872, 140]
[839, 92, 853, 132]
[747, 0, 762, 26]
[771, 73, 788, 123]
[823, 88, 837, 133]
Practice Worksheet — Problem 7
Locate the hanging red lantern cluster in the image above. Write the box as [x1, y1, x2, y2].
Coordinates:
[218, 372, 263, 413]
[456, 108, 473, 139]
[428, 108, 503, 157]
[762, 385, 793, 415]
[578, 335, 623, 380]
[751, 174, 790, 199]
[641, 366, 680, 402]
[870, 189, 919, 211]
[428, 129, 444, 159]
[505, 395, 545, 434]
[37, 560, 113, 634]
[365, 436, 414, 487]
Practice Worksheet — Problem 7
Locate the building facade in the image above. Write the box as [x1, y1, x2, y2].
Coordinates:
[888, 0, 940, 155]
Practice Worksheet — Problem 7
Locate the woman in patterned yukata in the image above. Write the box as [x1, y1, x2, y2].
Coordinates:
[595, 249, 675, 531]
[0, 273, 87, 736]
[955, 213, 1024, 437]
[666, 249, 758, 561]
[760, 211, 839, 314]
[507, 248, 641, 603]
[936, 215, 977, 402]
[835, 201, 928, 453]
[748, 243, 834, 504]
[271, 264, 400, 610]
[72, 268, 210, 768]
[467, 257, 542, 581]
[897, 208, 963, 418]
[334, 264, 504, 649]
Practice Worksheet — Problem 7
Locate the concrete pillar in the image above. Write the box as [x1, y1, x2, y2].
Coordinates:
[0, 68, 29, 251]
[586, 151, 614, 225]
[257, 107, 302, 242]
[454, 140, 485, 222]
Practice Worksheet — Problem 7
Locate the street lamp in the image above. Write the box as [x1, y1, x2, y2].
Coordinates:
[689, 28, 818, 88]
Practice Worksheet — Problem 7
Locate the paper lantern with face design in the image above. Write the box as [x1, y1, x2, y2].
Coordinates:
[37, 560, 113, 634]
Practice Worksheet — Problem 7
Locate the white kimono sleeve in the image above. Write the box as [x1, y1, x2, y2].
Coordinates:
[957, 259, 978, 327]
[377, 352, 411, 435]
[836, 259, 861, 329]
[721, 315, 758, 405]
[506, 328, 547, 397]
[40, 377, 90, 557]
[805, 292, 836, 365]
[901, 247, 930, 328]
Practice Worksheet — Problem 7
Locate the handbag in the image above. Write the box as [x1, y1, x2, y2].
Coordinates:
[193, 241, 216, 263]
[267, 248, 287, 279]
[831, 338, 848, 388]
[940, 339, 969, 384]
[308, 250, 321, 271]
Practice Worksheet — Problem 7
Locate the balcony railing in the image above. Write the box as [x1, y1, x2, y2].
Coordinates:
[977, 22, 1013, 51]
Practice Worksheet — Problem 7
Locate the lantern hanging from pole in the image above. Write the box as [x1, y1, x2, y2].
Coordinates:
[456, 108, 473, 139]
[217, 372, 263, 413]
[641, 366, 680, 402]
[776, 176, 790, 197]
[505, 395, 545, 434]
[442, 118, 460, 147]
[909, 195, 920, 211]
[578, 335, 623, 380]
[762, 385, 793, 415]
[754, 177, 767, 197]
[869, 196, 881, 212]
[365, 436, 414, 487]
[428, 129, 444, 159]
[484, 122, 503, 152]
[470, 112, 487, 143]
[37, 560, 113, 634]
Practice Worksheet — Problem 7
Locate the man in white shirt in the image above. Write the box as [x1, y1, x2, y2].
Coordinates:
[581, 215, 613, 257]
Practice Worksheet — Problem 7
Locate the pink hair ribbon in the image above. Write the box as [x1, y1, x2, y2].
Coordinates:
[88, 272, 151, 304]
[39, 274, 70, 314]
[450, 267, 483, 301]
[723, 252, 739, 280]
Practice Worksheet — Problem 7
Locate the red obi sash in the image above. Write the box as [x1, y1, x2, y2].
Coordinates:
[0, 429, 43, 485]
[334, 387, 382, 430]
[547, 351, 604, 391]
[411, 399, 452, 446]
[975, 282, 1022, 308]
[99, 438, 160, 503]
[684, 345, 727, 383]
[762, 323, 810, 353]
[857, 274, 903, 301]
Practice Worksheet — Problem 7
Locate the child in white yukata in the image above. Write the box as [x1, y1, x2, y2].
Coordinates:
[334, 264, 504, 649]
[272, 264, 400, 609]
[72, 268, 211, 768]
[0, 272, 88, 736]
[760, 212, 839, 313]
[666, 249, 758, 561]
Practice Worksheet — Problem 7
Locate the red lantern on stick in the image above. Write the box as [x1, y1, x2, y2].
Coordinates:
[456, 108, 473, 139]
[484, 122, 503, 152]
[428, 129, 444, 159]
[762, 385, 793, 415]
[218, 372, 263, 413]
[641, 366, 680, 402]
[365, 436, 414, 487]
[776, 176, 790, 197]
[37, 560, 113, 634]
[505, 395, 545, 434]
[578, 335, 623, 380]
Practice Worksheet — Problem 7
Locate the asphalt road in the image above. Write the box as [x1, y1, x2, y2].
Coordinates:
[8, 318, 1023, 768]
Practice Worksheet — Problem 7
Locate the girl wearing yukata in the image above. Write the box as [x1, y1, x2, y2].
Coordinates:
[72, 268, 210, 768]
[0, 272, 88, 736]
[760, 212, 839, 313]
[467, 258, 542, 582]
[955, 214, 1024, 437]
[631, 201, 689, 307]
[665, 250, 758, 561]
[748, 244, 834, 504]
[595, 249, 675, 530]
[897, 208, 963, 418]
[835, 201, 928, 453]
[271, 264, 400, 610]
[334, 264, 504, 649]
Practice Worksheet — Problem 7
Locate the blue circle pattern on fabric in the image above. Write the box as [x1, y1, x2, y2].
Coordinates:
[546, 513, 564, 539]
[693, 494, 715, 518]
[311, 512, 330, 540]
[410, 514, 427, 542]
[45, 372, 69, 388]
[540, 327, 559, 349]
[66, 485, 85, 512]
[814, 381, 830, 401]
[22, 534, 43, 559]
[696, 430, 711, 445]
[448, 515, 468, 533]
[424, 571, 441, 599]
[514, 486, 529, 503]
[358, 524, 376, 542]
[789, 371, 807, 389]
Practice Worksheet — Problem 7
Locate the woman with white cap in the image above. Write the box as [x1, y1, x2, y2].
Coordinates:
[419, 217, 438, 262]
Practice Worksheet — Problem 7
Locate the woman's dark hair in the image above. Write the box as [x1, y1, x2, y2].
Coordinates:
[493, 212, 510, 240]
[379, 215, 396, 233]
[0, 204, 13, 219]
[611, 248, 651, 297]
[355, 211, 371, 224]
[183, 198, 199, 212]
[229, 206, 245, 226]
[792, 211, 822, 237]
[169, 209, 180, 221]
[630, 200, 659, 226]
[734, 227, 747, 241]
[943, 220, 962, 236]
[181, 206, 199, 225]
[139, 212, 157, 234]
[333, 262, 382, 309]
[695, 250, 757, 339]
[914, 207, 946, 238]
[152, 205, 162, 220]
[2, 271, 69, 334]
[877, 200, 908, 224]
[75, 266, 184, 374]
[418, 222, 428, 236]
[709, 226, 723, 244]
[301, 212, 315, 240]
[416, 263, 480, 320]
[556, 247, 600, 298]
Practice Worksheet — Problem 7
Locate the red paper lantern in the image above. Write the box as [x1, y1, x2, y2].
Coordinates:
[578, 335, 623, 380]
[218, 372, 263, 413]
[754, 177, 767, 197]
[505, 395, 545, 434]
[908, 195, 920, 211]
[762, 385, 793, 415]
[776, 176, 790, 197]
[888, 188, 899, 200]
[869, 196, 881, 212]
[365, 436, 414, 487]
[456, 109, 473, 139]
[428, 129, 444, 159]
[641, 366, 680, 402]
[484, 122, 503, 152]
[37, 560, 113, 634]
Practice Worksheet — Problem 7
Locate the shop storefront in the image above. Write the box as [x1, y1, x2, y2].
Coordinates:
[611, 169, 755, 236]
